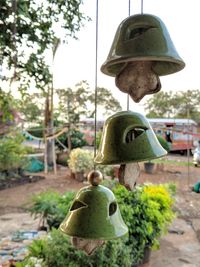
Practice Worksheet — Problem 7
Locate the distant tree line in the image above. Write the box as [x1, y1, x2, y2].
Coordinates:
[145, 90, 200, 124]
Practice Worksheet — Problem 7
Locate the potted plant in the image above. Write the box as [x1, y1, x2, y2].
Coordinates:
[144, 161, 155, 174]
[28, 191, 75, 230]
[113, 183, 176, 266]
[68, 148, 94, 181]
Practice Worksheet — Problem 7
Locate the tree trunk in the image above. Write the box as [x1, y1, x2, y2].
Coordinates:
[44, 90, 56, 173]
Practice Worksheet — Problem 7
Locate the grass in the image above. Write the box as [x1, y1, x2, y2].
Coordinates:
[152, 157, 194, 167]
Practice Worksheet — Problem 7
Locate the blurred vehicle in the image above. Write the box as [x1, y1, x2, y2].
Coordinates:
[148, 118, 198, 155]
[80, 117, 200, 155]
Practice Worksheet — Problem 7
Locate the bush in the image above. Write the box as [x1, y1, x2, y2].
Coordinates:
[26, 183, 175, 266]
[19, 229, 132, 267]
[113, 183, 176, 264]
[68, 148, 94, 173]
[0, 132, 29, 172]
[57, 128, 88, 150]
[28, 191, 75, 229]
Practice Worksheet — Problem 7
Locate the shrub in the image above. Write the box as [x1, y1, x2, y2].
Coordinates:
[57, 128, 88, 150]
[113, 183, 176, 264]
[26, 183, 176, 266]
[28, 191, 75, 229]
[19, 229, 132, 267]
[0, 132, 29, 172]
[68, 148, 94, 173]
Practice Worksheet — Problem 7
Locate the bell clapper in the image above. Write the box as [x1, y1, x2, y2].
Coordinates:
[116, 61, 161, 103]
[118, 162, 140, 191]
[71, 237, 105, 255]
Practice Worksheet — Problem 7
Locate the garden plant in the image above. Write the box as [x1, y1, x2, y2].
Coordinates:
[22, 182, 176, 266]
[68, 148, 94, 181]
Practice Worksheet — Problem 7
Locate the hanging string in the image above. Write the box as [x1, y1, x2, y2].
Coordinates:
[141, 0, 144, 14]
[128, 0, 131, 16]
[127, 0, 131, 111]
[94, 0, 99, 164]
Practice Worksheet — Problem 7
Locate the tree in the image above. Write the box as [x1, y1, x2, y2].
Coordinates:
[0, 88, 18, 134]
[144, 91, 174, 118]
[144, 90, 200, 124]
[0, 0, 89, 167]
[56, 80, 122, 125]
[15, 93, 43, 125]
[56, 80, 122, 151]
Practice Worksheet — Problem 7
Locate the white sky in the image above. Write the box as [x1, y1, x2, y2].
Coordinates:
[53, 0, 200, 118]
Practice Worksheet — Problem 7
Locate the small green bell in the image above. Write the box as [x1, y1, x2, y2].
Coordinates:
[94, 111, 167, 165]
[101, 14, 185, 77]
[60, 170, 128, 254]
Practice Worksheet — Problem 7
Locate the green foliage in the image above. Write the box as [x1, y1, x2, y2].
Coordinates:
[0, 132, 28, 172]
[57, 128, 88, 150]
[27, 126, 43, 138]
[153, 157, 194, 167]
[16, 94, 43, 124]
[68, 148, 94, 173]
[0, 0, 88, 92]
[21, 229, 132, 267]
[145, 90, 200, 124]
[113, 183, 176, 263]
[25, 183, 176, 266]
[56, 81, 122, 125]
[28, 191, 75, 229]
[27, 239, 47, 260]
[0, 88, 16, 123]
[156, 134, 170, 152]
[89, 86, 122, 117]
[27, 127, 88, 150]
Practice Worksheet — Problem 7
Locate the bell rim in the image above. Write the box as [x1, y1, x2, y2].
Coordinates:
[94, 150, 167, 165]
[59, 224, 128, 240]
[101, 56, 185, 77]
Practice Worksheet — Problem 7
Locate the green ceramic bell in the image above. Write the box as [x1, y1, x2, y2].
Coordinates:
[101, 14, 185, 77]
[60, 170, 128, 240]
[94, 111, 167, 165]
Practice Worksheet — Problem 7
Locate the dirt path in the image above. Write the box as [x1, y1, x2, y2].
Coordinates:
[0, 166, 83, 215]
[0, 155, 199, 214]
[0, 155, 200, 266]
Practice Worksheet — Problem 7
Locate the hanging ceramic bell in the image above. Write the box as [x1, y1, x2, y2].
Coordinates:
[60, 170, 128, 255]
[94, 111, 167, 165]
[95, 111, 167, 190]
[101, 14, 185, 102]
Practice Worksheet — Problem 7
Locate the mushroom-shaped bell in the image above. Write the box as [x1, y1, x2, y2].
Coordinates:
[101, 14, 185, 102]
[59, 170, 128, 255]
[94, 111, 167, 190]
[94, 111, 167, 165]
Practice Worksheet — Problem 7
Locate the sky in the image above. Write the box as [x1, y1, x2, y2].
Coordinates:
[53, 0, 200, 118]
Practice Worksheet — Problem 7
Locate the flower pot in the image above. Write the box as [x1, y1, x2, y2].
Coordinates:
[144, 162, 155, 174]
[74, 172, 85, 182]
[142, 246, 151, 264]
[132, 246, 151, 267]
[57, 151, 69, 166]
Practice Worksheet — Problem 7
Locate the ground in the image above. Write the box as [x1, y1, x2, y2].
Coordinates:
[0, 154, 200, 266]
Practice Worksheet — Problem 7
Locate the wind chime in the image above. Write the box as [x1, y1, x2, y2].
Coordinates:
[59, 0, 185, 255]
